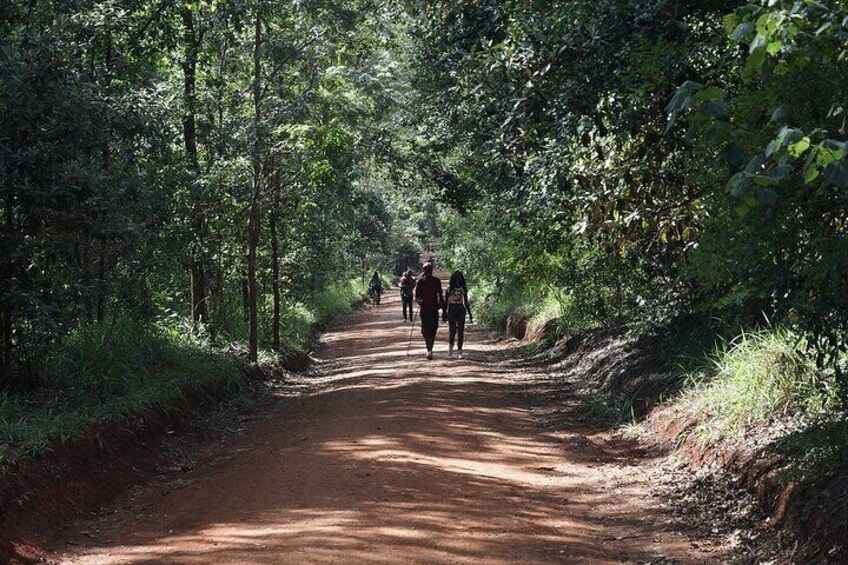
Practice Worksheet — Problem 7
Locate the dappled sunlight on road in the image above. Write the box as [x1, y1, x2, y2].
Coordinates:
[60, 291, 705, 565]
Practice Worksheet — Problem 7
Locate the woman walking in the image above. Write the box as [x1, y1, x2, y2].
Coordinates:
[444, 271, 473, 358]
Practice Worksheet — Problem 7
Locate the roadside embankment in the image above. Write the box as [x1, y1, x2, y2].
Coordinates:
[515, 322, 847, 564]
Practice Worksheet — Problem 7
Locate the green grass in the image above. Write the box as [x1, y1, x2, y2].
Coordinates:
[312, 280, 364, 326]
[528, 294, 563, 327]
[0, 317, 244, 468]
[474, 282, 596, 341]
[275, 300, 316, 355]
[649, 327, 848, 529]
[478, 293, 526, 330]
[0, 278, 372, 470]
[675, 328, 842, 445]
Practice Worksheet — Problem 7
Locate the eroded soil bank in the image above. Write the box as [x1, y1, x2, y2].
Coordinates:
[515, 325, 847, 564]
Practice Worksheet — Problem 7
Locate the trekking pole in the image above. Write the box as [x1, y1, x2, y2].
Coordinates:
[406, 305, 419, 357]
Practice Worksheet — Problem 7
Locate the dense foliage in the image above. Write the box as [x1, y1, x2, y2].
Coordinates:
[0, 0, 431, 387]
[396, 1, 847, 390]
[2, 0, 847, 398]
[2, 4, 846, 553]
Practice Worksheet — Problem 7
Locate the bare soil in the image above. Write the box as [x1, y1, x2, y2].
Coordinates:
[26, 288, 731, 564]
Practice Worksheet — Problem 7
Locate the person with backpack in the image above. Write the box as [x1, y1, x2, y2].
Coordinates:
[368, 271, 382, 305]
[444, 270, 473, 359]
[399, 269, 416, 322]
[414, 262, 444, 360]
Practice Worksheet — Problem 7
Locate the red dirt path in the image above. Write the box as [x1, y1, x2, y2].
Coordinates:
[49, 288, 717, 564]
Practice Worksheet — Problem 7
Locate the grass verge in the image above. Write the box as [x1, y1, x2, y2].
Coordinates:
[673, 328, 842, 446]
[313, 279, 367, 326]
[0, 279, 369, 471]
[645, 327, 848, 561]
[0, 317, 245, 469]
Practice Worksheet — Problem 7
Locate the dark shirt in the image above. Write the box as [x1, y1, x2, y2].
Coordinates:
[415, 273, 444, 312]
[445, 284, 471, 320]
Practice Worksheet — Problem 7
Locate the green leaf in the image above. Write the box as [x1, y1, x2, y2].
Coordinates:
[730, 22, 754, 43]
[823, 161, 848, 188]
[745, 154, 766, 174]
[769, 107, 787, 124]
[815, 22, 832, 36]
[729, 173, 751, 197]
[693, 86, 725, 103]
[745, 43, 767, 76]
[665, 81, 703, 133]
[723, 14, 741, 35]
[817, 140, 847, 167]
[805, 161, 822, 184]
[766, 127, 805, 158]
[749, 173, 780, 187]
[666, 81, 702, 113]
[787, 137, 811, 159]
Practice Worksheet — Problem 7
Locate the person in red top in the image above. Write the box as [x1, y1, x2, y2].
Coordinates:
[414, 262, 444, 360]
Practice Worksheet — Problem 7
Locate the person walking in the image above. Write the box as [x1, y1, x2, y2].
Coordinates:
[368, 271, 382, 305]
[399, 269, 416, 322]
[414, 262, 444, 360]
[444, 271, 473, 358]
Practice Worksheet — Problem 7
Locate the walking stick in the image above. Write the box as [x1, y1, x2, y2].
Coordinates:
[406, 305, 419, 357]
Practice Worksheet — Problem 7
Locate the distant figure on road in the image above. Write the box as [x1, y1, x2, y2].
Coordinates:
[400, 269, 416, 322]
[368, 271, 382, 305]
[444, 271, 473, 359]
[415, 262, 444, 360]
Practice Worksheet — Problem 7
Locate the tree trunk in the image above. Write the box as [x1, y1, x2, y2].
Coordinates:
[97, 29, 112, 323]
[1, 306, 11, 389]
[182, 8, 208, 326]
[247, 13, 262, 363]
[96, 250, 106, 322]
[1, 190, 12, 388]
[208, 242, 223, 341]
[271, 207, 281, 351]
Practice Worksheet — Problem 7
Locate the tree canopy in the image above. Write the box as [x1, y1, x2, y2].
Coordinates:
[2, 0, 847, 394]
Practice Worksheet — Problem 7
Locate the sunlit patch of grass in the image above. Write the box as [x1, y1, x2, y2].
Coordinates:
[0, 317, 244, 469]
[677, 328, 841, 445]
[475, 282, 598, 340]
[275, 301, 316, 355]
[528, 294, 562, 327]
[312, 283, 358, 326]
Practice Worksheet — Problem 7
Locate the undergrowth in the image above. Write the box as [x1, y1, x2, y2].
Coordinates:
[675, 328, 842, 446]
[651, 327, 848, 548]
[0, 317, 243, 468]
[475, 282, 595, 339]
[0, 279, 367, 470]
[312, 279, 366, 326]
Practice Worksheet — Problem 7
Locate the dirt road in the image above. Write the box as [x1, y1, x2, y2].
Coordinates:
[55, 288, 715, 564]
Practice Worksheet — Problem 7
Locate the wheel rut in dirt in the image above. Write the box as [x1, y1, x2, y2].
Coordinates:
[54, 290, 715, 564]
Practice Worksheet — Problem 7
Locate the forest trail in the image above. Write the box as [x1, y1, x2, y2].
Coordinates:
[55, 283, 714, 565]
